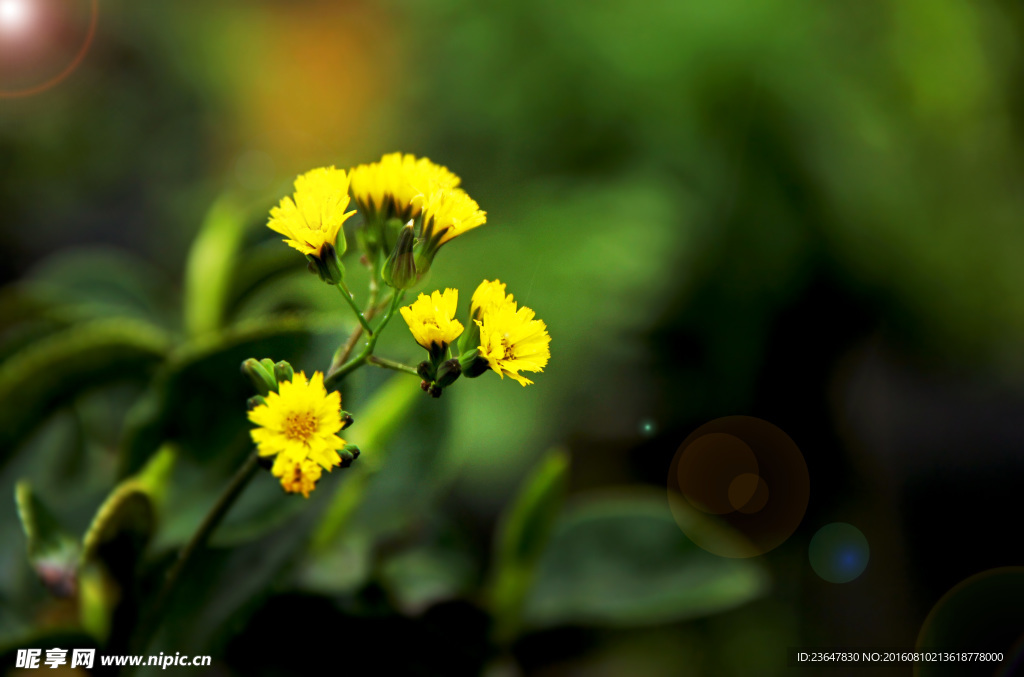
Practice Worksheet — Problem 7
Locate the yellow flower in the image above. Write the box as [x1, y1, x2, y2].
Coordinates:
[277, 458, 323, 498]
[268, 166, 356, 257]
[476, 302, 551, 386]
[248, 371, 345, 475]
[471, 279, 514, 319]
[350, 152, 460, 222]
[399, 288, 464, 352]
[417, 188, 487, 248]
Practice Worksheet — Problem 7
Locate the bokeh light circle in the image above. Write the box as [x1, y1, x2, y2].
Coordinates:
[667, 416, 810, 558]
[915, 567, 1024, 677]
[808, 522, 869, 583]
[639, 418, 657, 437]
[0, 0, 98, 99]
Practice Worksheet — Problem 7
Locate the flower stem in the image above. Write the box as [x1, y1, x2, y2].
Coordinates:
[367, 355, 419, 376]
[136, 451, 261, 650]
[325, 292, 404, 387]
[336, 280, 374, 335]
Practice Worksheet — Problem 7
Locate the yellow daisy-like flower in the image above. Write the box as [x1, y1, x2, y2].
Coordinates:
[350, 152, 461, 222]
[417, 187, 487, 248]
[476, 302, 551, 386]
[268, 166, 356, 257]
[277, 458, 323, 498]
[248, 371, 345, 476]
[471, 279, 514, 319]
[399, 288, 464, 352]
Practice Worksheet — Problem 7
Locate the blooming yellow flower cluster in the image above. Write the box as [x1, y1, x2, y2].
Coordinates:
[247, 371, 346, 497]
[401, 279, 551, 389]
[252, 152, 550, 495]
[267, 153, 487, 290]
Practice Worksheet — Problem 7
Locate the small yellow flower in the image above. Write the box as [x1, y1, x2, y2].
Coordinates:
[350, 152, 460, 222]
[400, 288, 464, 352]
[277, 458, 323, 498]
[268, 167, 356, 257]
[417, 188, 487, 248]
[248, 371, 345, 476]
[476, 302, 551, 386]
[471, 279, 514, 319]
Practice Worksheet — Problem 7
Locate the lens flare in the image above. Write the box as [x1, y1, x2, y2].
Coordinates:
[0, 0, 30, 31]
[667, 416, 810, 558]
[808, 523, 869, 583]
[0, 0, 98, 99]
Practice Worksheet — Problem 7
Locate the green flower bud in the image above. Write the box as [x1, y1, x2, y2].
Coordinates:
[339, 443, 361, 469]
[273, 360, 294, 385]
[246, 395, 267, 410]
[242, 358, 276, 396]
[340, 410, 354, 430]
[427, 383, 443, 398]
[435, 358, 462, 388]
[382, 223, 417, 290]
[417, 360, 435, 381]
[458, 349, 490, 378]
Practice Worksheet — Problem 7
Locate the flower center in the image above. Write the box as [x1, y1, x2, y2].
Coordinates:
[283, 410, 317, 442]
[502, 337, 516, 361]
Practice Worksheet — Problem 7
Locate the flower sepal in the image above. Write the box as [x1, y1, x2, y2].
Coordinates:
[339, 444, 361, 469]
[458, 348, 490, 379]
[305, 242, 346, 286]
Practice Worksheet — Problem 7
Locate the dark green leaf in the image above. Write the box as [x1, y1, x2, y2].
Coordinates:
[488, 449, 569, 643]
[522, 492, 769, 629]
[0, 319, 171, 465]
[14, 482, 79, 598]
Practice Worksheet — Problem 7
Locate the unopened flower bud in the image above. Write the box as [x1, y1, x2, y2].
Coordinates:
[246, 395, 267, 410]
[273, 360, 294, 385]
[340, 411, 354, 430]
[242, 358, 276, 395]
[339, 444, 361, 469]
[382, 224, 417, 290]
[428, 383, 443, 398]
[417, 361, 435, 381]
[435, 358, 462, 388]
[458, 349, 490, 378]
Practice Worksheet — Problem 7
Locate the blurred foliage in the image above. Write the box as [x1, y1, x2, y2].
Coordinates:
[2, 0, 1024, 673]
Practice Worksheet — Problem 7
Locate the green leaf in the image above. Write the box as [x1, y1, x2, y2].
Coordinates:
[521, 491, 770, 630]
[0, 318, 171, 464]
[381, 545, 477, 616]
[118, 315, 325, 477]
[14, 481, 79, 597]
[310, 374, 422, 552]
[79, 481, 159, 566]
[183, 195, 250, 338]
[488, 449, 569, 643]
[25, 248, 176, 327]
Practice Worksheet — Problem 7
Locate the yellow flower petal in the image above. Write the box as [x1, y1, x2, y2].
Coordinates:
[400, 288, 464, 351]
[267, 167, 355, 257]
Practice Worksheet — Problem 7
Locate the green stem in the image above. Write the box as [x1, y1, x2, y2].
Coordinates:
[136, 451, 261, 650]
[337, 281, 374, 335]
[367, 355, 420, 376]
[325, 292, 404, 387]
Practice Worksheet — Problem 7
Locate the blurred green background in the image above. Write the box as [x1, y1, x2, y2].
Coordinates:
[3, 0, 1024, 675]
